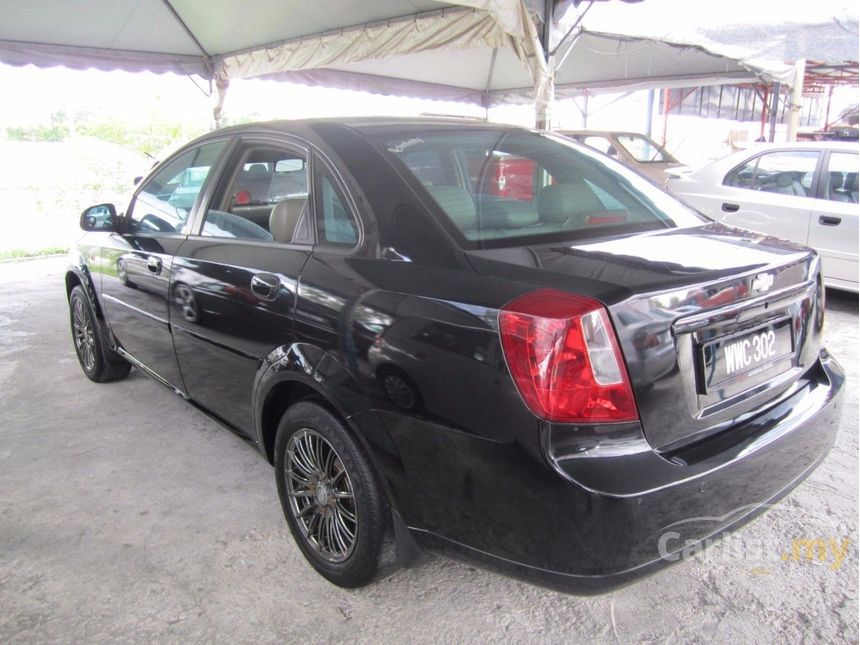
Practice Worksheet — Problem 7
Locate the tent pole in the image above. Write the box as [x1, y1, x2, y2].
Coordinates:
[535, 0, 555, 130]
[535, 61, 555, 130]
[646, 88, 654, 138]
[582, 93, 589, 128]
[823, 85, 834, 132]
[759, 85, 768, 139]
[786, 59, 805, 142]
[768, 81, 780, 142]
[213, 75, 230, 129]
[661, 89, 670, 146]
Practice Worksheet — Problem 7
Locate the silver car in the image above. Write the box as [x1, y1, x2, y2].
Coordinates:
[666, 141, 859, 293]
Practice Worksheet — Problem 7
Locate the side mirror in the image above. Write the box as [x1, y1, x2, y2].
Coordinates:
[80, 203, 118, 232]
[133, 176, 143, 185]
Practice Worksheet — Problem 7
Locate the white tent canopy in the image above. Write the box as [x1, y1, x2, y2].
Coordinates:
[0, 0, 801, 125]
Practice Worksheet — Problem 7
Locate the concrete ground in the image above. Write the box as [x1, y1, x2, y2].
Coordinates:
[1, 257, 857, 643]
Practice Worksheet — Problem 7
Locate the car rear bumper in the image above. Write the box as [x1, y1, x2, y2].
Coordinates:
[411, 351, 844, 593]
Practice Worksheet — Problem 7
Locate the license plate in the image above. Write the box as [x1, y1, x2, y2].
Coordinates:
[701, 318, 794, 390]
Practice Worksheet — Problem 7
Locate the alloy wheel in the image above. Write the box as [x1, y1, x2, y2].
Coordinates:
[381, 373, 417, 410]
[72, 297, 96, 371]
[174, 284, 198, 322]
[285, 428, 358, 563]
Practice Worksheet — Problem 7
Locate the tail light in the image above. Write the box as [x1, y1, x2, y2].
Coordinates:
[498, 289, 638, 423]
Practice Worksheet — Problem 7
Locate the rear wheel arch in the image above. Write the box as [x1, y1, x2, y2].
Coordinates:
[256, 368, 406, 515]
[259, 379, 328, 465]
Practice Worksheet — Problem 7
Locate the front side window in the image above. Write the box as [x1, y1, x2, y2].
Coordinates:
[823, 152, 858, 203]
[374, 129, 705, 249]
[127, 140, 226, 234]
[201, 145, 309, 242]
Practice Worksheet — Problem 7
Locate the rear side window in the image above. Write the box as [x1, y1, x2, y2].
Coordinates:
[128, 140, 226, 234]
[201, 145, 309, 242]
[314, 164, 359, 247]
[374, 129, 704, 249]
[725, 150, 819, 197]
[724, 158, 758, 189]
[755, 151, 818, 196]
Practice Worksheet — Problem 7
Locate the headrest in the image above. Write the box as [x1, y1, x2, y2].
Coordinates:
[478, 197, 539, 229]
[774, 172, 794, 187]
[425, 185, 477, 230]
[535, 181, 605, 224]
[246, 164, 269, 180]
[844, 173, 858, 191]
[269, 198, 307, 243]
[829, 172, 844, 190]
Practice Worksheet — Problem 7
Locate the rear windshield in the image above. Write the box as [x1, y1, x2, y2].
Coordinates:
[373, 129, 704, 249]
[615, 134, 675, 163]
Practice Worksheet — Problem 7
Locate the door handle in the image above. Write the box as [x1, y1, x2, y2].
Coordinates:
[721, 202, 740, 213]
[819, 215, 842, 226]
[147, 256, 162, 274]
[250, 273, 280, 301]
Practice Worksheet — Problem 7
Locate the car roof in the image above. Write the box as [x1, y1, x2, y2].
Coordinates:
[679, 139, 859, 178]
[186, 116, 545, 152]
[731, 140, 858, 153]
[559, 130, 647, 138]
[208, 116, 519, 136]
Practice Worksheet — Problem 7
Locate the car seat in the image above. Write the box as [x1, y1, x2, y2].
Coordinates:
[535, 180, 605, 228]
[843, 173, 859, 203]
[269, 198, 308, 243]
[425, 185, 477, 231]
[768, 172, 806, 196]
[829, 172, 851, 202]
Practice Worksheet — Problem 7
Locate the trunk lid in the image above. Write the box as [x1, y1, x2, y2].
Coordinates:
[467, 222, 823, 451]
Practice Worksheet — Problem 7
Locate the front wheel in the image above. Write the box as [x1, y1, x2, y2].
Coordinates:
[274, 401, 389, 587]
[69, 285, 131, 383]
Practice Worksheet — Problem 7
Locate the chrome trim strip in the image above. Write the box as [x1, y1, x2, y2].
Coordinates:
[115, 346, 187, 398]
[672, 280, 814, 335]
[102, 294, 169, 325]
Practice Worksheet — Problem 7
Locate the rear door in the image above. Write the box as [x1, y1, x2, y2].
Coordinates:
[170, 137, 313, 434]
[808, 149, 859, 289]
[101, 139, 228, 388]
[716, 149, 821, 246]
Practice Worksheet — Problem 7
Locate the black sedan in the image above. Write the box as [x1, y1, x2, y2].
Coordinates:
[66, 118, 844, 592]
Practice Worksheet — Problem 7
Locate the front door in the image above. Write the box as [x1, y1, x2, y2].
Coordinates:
[170, 140, 313, 433]
[100, 139, 228, 388]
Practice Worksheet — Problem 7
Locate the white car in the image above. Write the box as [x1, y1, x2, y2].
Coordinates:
[666, 142, 858, 293]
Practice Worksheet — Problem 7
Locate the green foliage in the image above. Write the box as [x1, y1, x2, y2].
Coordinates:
[0, 246, 68, 261]
[5, 124, 69, 142]
[4, 108, 207, 157]
[76, 119, 206, 156]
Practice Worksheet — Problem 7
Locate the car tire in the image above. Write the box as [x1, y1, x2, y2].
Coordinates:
[69, 285, 131, 383]
[173, 282, 200, 323]
[117, 258, 130, 286]
[274, 401, 389, 587]
[377, 366, 422, 412]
